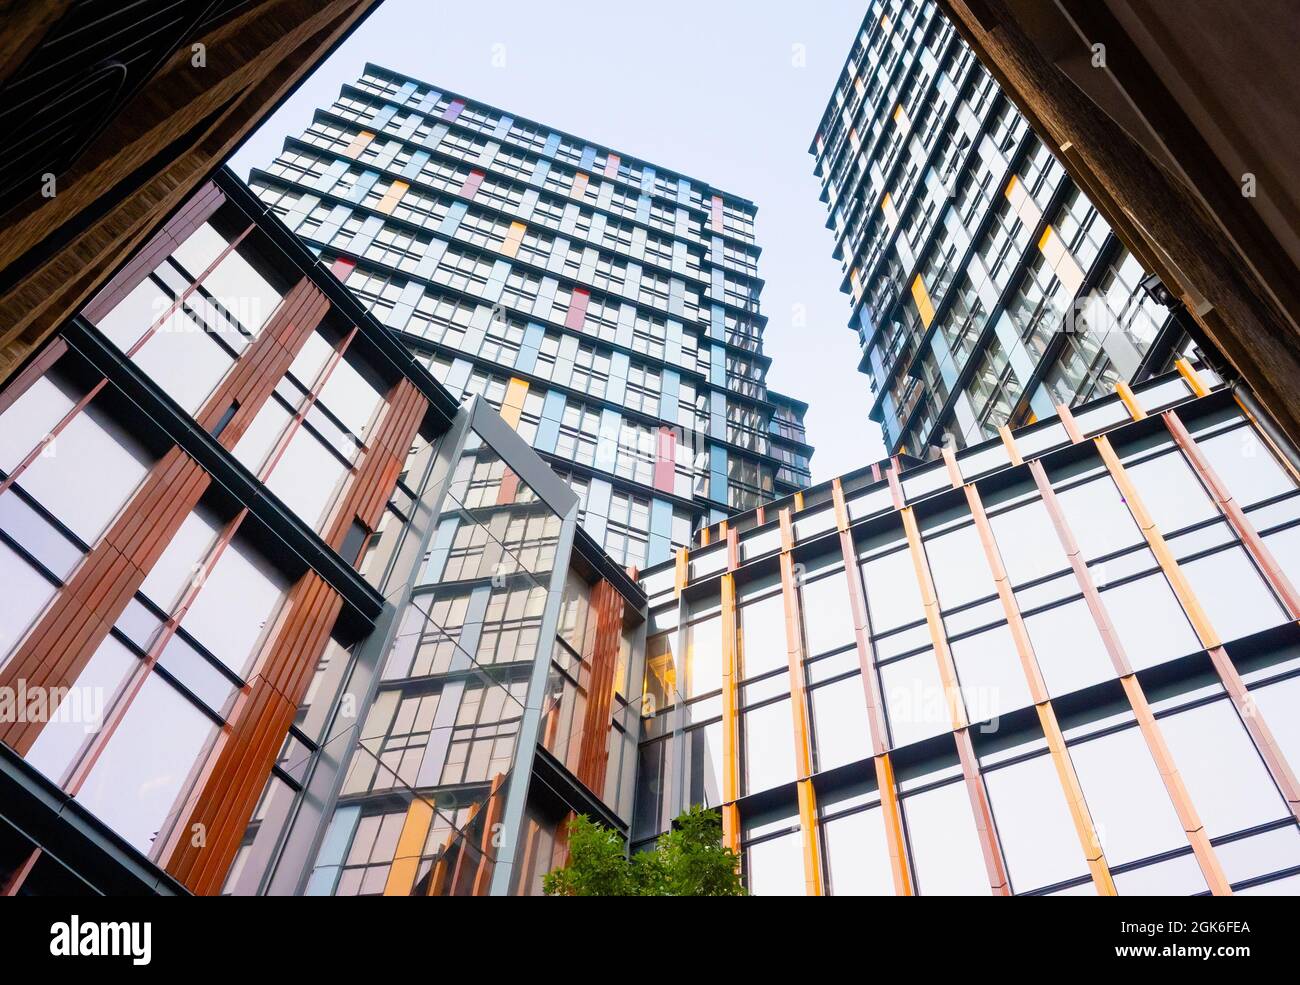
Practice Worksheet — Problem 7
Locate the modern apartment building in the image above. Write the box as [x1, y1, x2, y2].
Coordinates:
[638, 364, 1300, 895]
[0, 169, 649, 897]
[247, 64, 813, 571]
[811, 0, 1196, 458]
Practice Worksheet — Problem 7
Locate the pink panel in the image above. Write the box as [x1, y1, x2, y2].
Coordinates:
[710, 195, 724, 233]
[458, 169, 485, 199]
[564, 288, 590, 330]
[604, 153, 620, 178]
[442, 99, 465, 122]
[329, 257, 356, 281]
[653, 427, 676, 493]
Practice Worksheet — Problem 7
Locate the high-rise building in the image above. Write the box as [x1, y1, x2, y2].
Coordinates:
[637, 360, 1300, 896]
[811, 0, 1198, 458]
[934, 0, 1300, 455]
[248, 64, 813, 572]
[0, 169, 649, 897]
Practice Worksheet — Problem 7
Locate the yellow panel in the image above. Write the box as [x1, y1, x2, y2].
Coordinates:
[910, 274, 935, 328]
[375, 179, 409, 215]
[500, 377, 529, 428]
[881, 192, 899, 229]
[1175, 357, 1210, 397]
[382, 798, 434, 896]
[342, 130, 375, 159]
[501, 220, 527, 258]
[1038, 223, 1055, 252]
[1004, 174, 1019, 199]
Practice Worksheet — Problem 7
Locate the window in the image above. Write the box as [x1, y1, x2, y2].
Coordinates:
[988, 499, 1068, 585]
[880, 650, 951, 748]
[0, 539, 59, 660]
[75, 672, 218, 855]
[684, 615, 722, 698]
[1125, 450, 1217, 533]
[746, 829, 804, 896]
[1099, 573, 1200, 671]
[924, 524, 994, 610]
[1198, 424, 1296, 507]
[738, 592, 786, 680]
[861, 547, 924, 633]
[1022, 599, 1115, 696]
[799, 572, 855, 657]
[1159, 698, 1288, 839]
[950, 624, 1032, 724]
[1069, 725, 1189, 868]
[11, 391, 152, 545]
[1054, 474, 1142, 561]
[985, 752, 1088, 893]
[743, 698, 796, 794]
[903, 779, 991, 895]
[604, 491, 649, 569]
[823, 805, 895, 895]
[811, 674, 870, 772]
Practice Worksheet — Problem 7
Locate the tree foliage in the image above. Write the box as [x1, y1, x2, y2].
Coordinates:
[543, 806, 746, 896]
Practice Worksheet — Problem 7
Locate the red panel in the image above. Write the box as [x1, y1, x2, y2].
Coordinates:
[497, 467, 520, 506]
[329, 257, 356, 282]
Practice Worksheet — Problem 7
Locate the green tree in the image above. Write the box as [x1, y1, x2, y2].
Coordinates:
[543, 805, 746, 896]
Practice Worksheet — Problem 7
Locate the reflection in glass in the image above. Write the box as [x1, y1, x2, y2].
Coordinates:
[77, 673, 217, 854]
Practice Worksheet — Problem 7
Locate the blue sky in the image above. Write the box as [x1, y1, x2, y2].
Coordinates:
[229, 0, 886, 479]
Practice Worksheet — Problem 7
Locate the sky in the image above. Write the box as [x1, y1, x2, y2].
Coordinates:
[229, 0, 886, 479]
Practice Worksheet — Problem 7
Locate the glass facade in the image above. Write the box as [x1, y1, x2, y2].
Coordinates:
[636, 363, 1300, 895]
[250, 65, 813, 570]
[811, 0, 1195, 457]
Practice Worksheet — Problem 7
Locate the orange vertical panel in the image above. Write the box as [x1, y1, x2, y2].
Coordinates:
[719, 572, 741, 852]
[778, 508, 821, 894]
